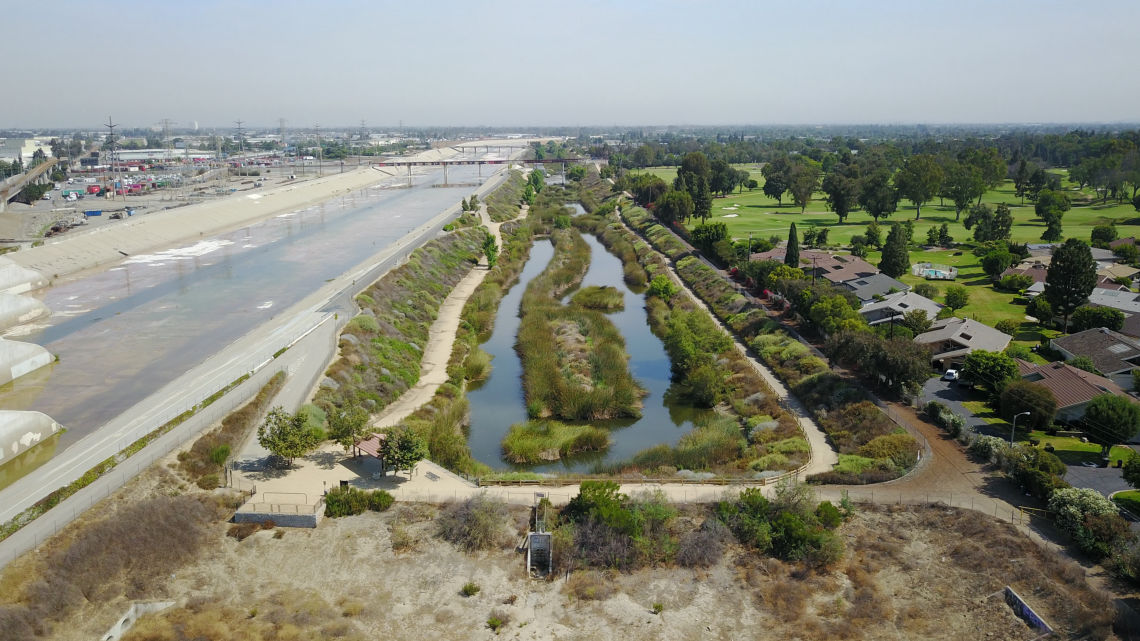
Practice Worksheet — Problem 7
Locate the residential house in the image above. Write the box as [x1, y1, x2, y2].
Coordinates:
[1050, 327, 1140, 390]
[913, 317, 1012, 370]
[1000, 262, 1049, 286]
[1110, 237, 1137, 251]
[1016, 360, 1129, 423]
[843, 273, 910, 304]
[859, 291, 942, 326]
[749, 248, 877, 285]
[1027, 243, 1116, 263]
[1087, 289, 1140, 316]
[1099, 263, 1140, 282]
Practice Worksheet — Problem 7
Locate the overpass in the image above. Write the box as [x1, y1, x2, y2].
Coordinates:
[0, 158, 59, 213]
[371, 156, 588, 185]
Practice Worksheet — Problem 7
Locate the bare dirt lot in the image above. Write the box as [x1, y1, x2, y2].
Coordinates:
[0, 458, 1119, 641]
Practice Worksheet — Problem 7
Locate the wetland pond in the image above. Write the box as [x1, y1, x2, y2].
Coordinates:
[465, 208, 712, 472]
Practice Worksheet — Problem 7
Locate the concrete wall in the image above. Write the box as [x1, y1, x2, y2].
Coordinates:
[0, 257, 47, 294]
[0, 293, 48, 331]
[233, 502, 325, 528]
[0, 410, 62, 465]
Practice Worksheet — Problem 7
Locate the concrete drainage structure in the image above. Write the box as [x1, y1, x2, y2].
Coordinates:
[0, 257, 48, 295]
[0, 293, 48, 330]
[0, 339, 52, 386]
[101, 600, 175, 641]
[0, 410, 62, 465]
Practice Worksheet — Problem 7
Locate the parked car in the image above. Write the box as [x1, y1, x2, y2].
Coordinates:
[942, 369, 959, 381]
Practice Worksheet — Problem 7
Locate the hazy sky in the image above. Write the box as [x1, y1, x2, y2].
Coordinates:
[10, 0, 1139, 129]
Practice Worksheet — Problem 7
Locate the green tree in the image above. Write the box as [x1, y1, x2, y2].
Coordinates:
[1124, 452, 1140, 488]
[1036, 189, 1071, 241]
[942, 161, 986, 221]
[900, 308, 933, 335]
[894, 154, 944, 219]
[858, 169, 898, 221]
[675, 152, 712, 221]
[822, 163, 859, 222]
[961, 350, 1019, 397]
[762, 155, 793, 205]
[528, 169, 546, 193]
[943, 285, 970, 311]
[654, 189, 693, 226]
[1044, 238, 1097, 332]
[257, 406, 320, 465]
[937, 223, 953, 247]
[383, 426, 430, 476]
[964, 203, 1014, 243]
[328, 404, 372, 453]
[1000, 380, 1056, 430]
[1084, 394, 1140, 454]
[789, 163, 822, 213]
[981, 250, 1015, 281]
[785, 223, 800, 267]
[482, 233, 499, 268]
[864, 221, 883, 248]
[1091, 224, 1118, 248]
[1070, 306, 1125, 333]
[878, 223, 910, 278]
[567, 165, 587, 182]
[1068, 355, 1103, 375]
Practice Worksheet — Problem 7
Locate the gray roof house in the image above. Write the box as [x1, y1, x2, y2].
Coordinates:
[914, 317, 1012, 370]
[1051, 327, 1140, 390]
[860, 291, 943, 326]
[843, 273, 910, 303]
[1087, 289, 1140, 315]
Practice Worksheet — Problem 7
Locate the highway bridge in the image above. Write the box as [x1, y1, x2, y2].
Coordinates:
[0, 158, 59, 212]
[371, 156, 589, 185]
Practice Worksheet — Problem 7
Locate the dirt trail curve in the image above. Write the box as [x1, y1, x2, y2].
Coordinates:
[371, 204, 528, 429]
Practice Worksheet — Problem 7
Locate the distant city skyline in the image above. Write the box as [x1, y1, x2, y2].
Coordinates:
[7, 0, 1139, 128]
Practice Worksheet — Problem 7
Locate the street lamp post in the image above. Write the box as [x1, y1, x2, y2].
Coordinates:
[1010, 411, 1031, 446]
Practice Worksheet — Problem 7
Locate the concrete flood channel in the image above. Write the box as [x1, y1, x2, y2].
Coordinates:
[467, 203, 712, 472]
[0, 158, 492, 486]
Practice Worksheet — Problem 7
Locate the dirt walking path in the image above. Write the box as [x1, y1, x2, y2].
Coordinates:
[613, 207, 838, 476]
[371, 204, 528, 429]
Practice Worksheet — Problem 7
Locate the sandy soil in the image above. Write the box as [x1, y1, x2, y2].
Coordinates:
[35, 466, 1116, 641]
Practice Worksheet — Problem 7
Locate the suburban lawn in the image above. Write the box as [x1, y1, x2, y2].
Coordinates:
[1113, 489, 1140, 515]
[639, 164, 1140, 248]
[949, 402, 1131, 465]
[638, 165, 1129, 345]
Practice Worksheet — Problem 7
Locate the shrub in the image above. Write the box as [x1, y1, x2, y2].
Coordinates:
[998, 273, 1034, 292]
[968, 435, 1008, 462]
[857, 432, 918, 469]
[437, 495, 509, 551]
[564, 571, 616, 601]
[196, 473, 220, 490]
[487, 608, 511, 632]
[651, 602, 664, 615]
[815, 501, 842, 528]
[676, 519, 729, 568]
[995, 319, 1020, 336]
[647, 274, 678, 299]
[461, 581, 481, 597]
[324, 487, 393, 517]
[1048, 487, 1130, 558]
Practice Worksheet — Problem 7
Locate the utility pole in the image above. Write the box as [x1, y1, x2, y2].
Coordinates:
[234, 119, 245, 155]
[104, 116, 117, 201]
[160, 118, 174, 162]
[315, 123, 323, 176]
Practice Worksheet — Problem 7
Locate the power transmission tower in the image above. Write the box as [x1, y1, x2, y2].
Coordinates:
[104, 116, 117, 201]
[315, 123, 323, 176]
[234, 119, 245, 154]
[160, 118, 174, 161]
